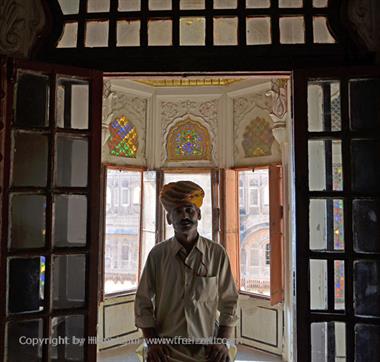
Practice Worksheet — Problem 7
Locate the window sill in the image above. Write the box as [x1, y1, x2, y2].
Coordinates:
[239, 290, 270, 301]
[104, 290, 137, 300]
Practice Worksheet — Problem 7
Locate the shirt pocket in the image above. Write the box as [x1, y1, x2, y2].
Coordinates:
[194, 275, 218, 302]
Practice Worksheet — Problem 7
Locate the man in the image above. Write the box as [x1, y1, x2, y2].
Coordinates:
[135, 180, 239, 362]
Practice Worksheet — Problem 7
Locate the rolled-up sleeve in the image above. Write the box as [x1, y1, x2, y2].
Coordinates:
[218, 249, 239, 327]
[134, 252, 156, 329]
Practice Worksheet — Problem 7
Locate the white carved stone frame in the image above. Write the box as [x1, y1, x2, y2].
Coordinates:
[232, 87, 282, 166]
[159, 97, 219, 167]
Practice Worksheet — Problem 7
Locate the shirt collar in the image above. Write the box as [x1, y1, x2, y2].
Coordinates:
[171, 234, 206, 256]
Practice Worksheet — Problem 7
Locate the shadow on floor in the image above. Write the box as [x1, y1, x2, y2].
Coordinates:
[98, 343, 282, 362]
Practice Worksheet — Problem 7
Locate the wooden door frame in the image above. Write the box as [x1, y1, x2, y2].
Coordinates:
[0, 58, 103, 361]
[294, 66, 380, 362]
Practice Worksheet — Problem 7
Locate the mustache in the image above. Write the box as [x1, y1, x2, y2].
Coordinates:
[180, 218, 194, 224]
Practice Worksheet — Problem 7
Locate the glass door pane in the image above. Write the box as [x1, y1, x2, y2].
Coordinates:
[104, 169, 142, 294]
[238, 169, 270, 296]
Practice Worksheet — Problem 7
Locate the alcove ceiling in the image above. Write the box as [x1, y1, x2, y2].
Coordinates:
[107, 76, 288, 94]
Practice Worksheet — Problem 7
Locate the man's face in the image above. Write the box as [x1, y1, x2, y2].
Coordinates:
[167, 203, 201, 233]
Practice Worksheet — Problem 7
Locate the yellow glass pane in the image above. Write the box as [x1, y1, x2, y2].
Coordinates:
[57, 23, 78, 48]
[214, 17, 238, 45]
[180, 17, 206, 46]
[214, 0, 237, 8]
[149, 0, 171, 10]
[148, 20, 172, 46]
[313, 17, 335, 43]
[118, 0, 140, 11]
[280, 17, 305, 44]
[58, 0, 79, 14]
[279, 0, 302, 7]
[87, 0, 110, 12]
[180, 0, 205, 9]
[85, 21, 109, 47]
[117, 20, 140, 46]
[246, 0, 270, 8]
[313, 0, 328, 7]
[246, 17, 271, 45]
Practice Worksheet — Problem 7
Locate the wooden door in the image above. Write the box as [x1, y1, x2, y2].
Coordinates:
[294, 67, 380, 362]
[0, 59, 103, 361]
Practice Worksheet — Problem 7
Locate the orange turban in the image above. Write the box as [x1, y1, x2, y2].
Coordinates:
[160, 181, 205, 211]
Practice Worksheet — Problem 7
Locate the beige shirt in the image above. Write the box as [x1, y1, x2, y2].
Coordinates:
[135, 236, 239, 339]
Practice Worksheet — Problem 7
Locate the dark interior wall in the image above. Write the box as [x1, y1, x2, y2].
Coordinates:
[1, 0, 380, 69]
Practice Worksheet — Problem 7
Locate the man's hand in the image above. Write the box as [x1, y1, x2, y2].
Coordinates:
[146, 344, 169, 362]
[207, 343, 230, 362]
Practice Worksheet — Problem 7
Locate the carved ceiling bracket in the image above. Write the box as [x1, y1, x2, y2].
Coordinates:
[0, 0, 45, 58]
[347, 0, 378, 52]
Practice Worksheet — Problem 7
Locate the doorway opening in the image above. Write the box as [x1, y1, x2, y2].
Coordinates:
[98, 74, 295, 361]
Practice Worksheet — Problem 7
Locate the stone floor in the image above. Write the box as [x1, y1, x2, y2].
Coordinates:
[98, 343, 283, 362]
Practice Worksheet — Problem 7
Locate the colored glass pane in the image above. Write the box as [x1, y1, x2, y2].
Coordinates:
[334, 199, 344, 250]
[335, 260, 345, 309]
[107, 116, 138, 158]
[176, 129, 202, 156]
[242, 117, 274, 157]
[167, 119, 211, 161]
[40, 256, 45, 298]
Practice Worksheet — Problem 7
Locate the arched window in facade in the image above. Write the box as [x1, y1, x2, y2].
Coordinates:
[166, 118, 211, 161]
[107, 115, 138, 158]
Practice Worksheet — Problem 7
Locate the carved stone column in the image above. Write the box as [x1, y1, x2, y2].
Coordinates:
[267, 79, 288, 146]
[102, 80, 113, 150]
[267, 78, 293, 362]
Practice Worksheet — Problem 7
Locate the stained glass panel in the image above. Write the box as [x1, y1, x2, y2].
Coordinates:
[242, 117, 274, 157]
[335, 260, 345, 310]
[309, 198, 344, 251]
[167, 119, 211, 161]
[311, 322, 346, 361]
[107, 116, 138, 158]
[8, 257, 44, 314]
[334, 200, 344, 250]
[308, 139, 342, 191]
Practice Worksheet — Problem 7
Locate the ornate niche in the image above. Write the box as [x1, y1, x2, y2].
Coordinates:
[242, 117, 274, 157]
[102, 81, 147, 165]
[233, 84, 281, 165]
[160, 98, 218, 166]
[166, 118, 212, 161]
